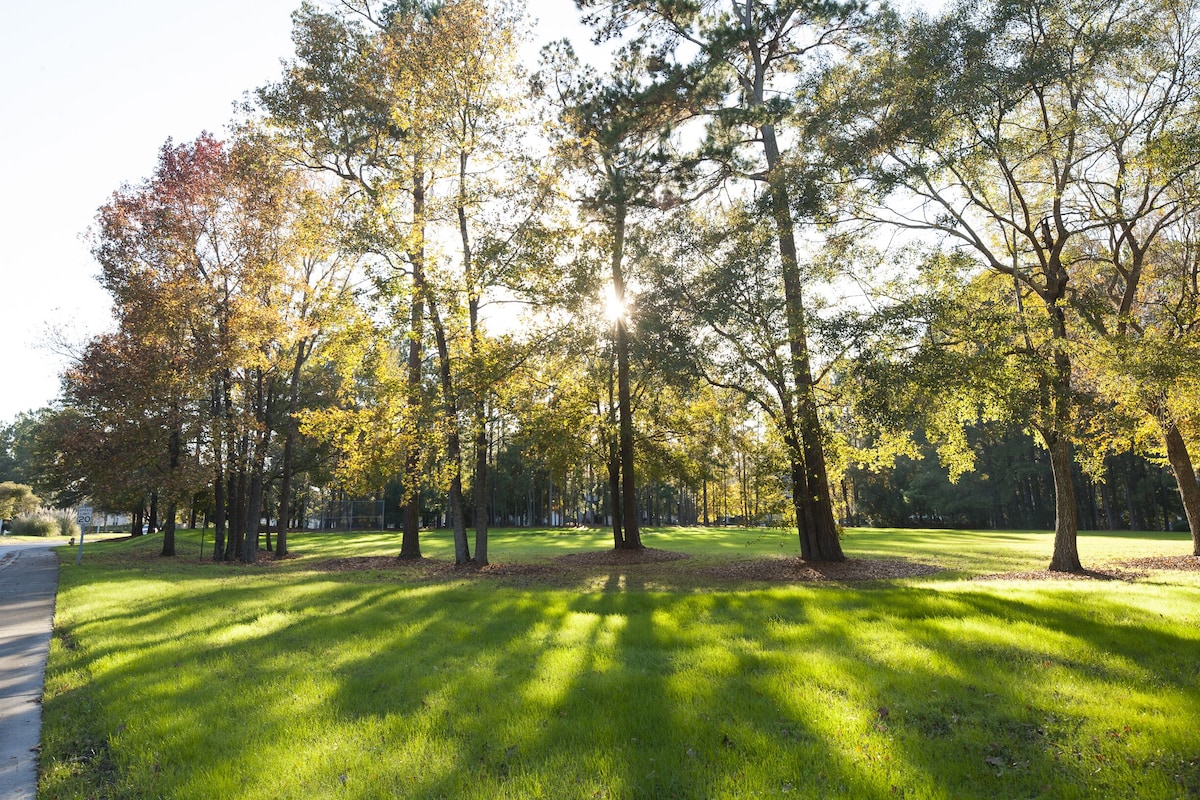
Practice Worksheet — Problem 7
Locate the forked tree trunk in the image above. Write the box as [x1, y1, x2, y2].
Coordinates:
[472, 394, 489, 566]
[604, 363, 624, 548]
[243, 387, 271, 565]
[1041, 297, 1083, 573]
[429, 297, 470, 565]
[211, 378, 227, 561]
[276, 340, 309, 559]
[161, 422, 181, 557]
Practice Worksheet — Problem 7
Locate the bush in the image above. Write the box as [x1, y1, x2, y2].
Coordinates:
[10, 510, 81, 538]
[53, 510, 82, 538]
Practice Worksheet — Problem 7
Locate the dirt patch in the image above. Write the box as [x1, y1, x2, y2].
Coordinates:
[976, 554, 1200, 582]
[1115, 555, 1200, 572]
[309, 549, 945, 587]
[975, 567, 1147, 582]
[553, 548, 691, 567]
[312, 555, 562, 581]
[699, 556, 944, 583]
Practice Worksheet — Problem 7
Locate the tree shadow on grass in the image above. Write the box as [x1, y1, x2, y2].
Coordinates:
[40, 565, 1200, 799]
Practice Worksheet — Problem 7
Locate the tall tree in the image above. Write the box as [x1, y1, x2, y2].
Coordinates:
[273, 185, 359, 559]
[539, 40, 699, 550]
[261, 0, 535, 562]
[577, 0, 870, 560]
[423, 0, 542, 565]
[260, 0, 435, 559]
[841, 0, 1197, 570]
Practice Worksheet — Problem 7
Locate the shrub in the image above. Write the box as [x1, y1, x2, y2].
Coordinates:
[53, 510, 82, 538]
[10, 510, 81, 538]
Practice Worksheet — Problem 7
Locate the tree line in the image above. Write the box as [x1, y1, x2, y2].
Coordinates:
[4, 0, 1199, 571]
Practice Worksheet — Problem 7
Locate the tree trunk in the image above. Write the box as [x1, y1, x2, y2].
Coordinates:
[1046, 433, 1082, 572]
[472, 392, 489, 565]
[277, 340, 310, 559]
[1161, 418, 1200, 555]
[243, 468, 263, 564]
[161, 502, 177, 558]
[608, 437, 624, 548]
[459, 145, 490, 566]
[148, 491, 159, 535]
[611, 204, 642, 550]
[131, 505, 144, 537]
[428, 297, 470, 565]
[227, 448, 243, 560]
[243, 376, 271, 564]
[161, 422, 181, 557]
[400, 167, 426, 561]
[211, 378, 227, 561]
[228, 446, 248, 561]
[760, 121, 843, 562]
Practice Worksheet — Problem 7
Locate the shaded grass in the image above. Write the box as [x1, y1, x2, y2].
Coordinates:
[40, 527, 1200, 799]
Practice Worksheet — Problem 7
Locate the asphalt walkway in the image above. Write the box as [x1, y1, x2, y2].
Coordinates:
[0, 541, 60, 800]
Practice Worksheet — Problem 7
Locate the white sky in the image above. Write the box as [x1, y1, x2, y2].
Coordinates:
[0, 0, 596, 424]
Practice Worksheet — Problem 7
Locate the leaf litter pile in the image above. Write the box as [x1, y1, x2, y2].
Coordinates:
[310, 549, 1200, 587]
[85, 535, 1198, 588]
[976, 554, 1199, 582]
[310, 548, 947, 588]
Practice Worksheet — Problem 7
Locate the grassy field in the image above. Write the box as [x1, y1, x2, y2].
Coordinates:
[39, 526, 1200, 799]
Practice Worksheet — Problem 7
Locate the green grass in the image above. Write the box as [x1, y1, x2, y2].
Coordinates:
[39, 527, 1200, 799]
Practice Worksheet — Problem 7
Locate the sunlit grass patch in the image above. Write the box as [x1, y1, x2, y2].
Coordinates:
[40, 528, 1200, 799]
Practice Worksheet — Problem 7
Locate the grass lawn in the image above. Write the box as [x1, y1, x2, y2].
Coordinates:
[39, 526, 1200, 799]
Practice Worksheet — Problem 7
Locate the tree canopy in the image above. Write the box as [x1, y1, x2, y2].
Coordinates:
[14, 0, 1200, 568]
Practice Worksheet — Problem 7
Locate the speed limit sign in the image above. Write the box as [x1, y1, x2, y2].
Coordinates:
[76, 505, 93, 565]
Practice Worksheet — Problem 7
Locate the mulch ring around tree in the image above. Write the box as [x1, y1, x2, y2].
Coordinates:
[310, 548, 946, 586]
[697, 556, 945, 583]
[975, 555, 1200, 582]
[975, 567, 1149, 582]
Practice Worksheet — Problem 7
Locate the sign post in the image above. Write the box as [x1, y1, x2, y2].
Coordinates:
[76, 505, 92, 565]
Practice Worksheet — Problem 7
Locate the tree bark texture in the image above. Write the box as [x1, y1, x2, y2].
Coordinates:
[160, 423, 181, 557]
[429, 297, 470, 564]
[1161, 418, 1200, 555]
[1046, 433, 1082, 572]
[400, 167, 426, 560]
[277, 339, 310, 559]
[611, 205, 643, 549]
[761, 122, 844, 562]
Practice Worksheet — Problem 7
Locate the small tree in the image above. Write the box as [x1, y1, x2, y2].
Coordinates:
[0, 482, 40, 526]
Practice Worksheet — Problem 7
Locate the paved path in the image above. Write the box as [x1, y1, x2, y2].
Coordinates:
[0, 541, 60, 800]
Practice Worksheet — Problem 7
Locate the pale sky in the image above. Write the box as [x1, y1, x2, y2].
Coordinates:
[0, 0, 594, 424]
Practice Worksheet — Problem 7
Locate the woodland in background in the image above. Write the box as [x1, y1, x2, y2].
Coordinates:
[3, 0, 1199, 571]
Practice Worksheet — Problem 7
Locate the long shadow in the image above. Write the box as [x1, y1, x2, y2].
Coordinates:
[40, 553, 1200, 799]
